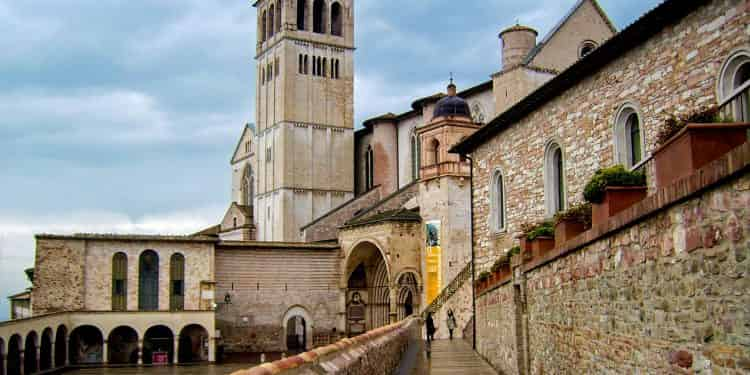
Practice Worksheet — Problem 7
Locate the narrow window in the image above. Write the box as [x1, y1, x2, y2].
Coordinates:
[138, 250, 159, 311]
[275, 58, 280, 79]
[111, 252, 127, 311]
[431, 139, 440, 165]
[276, 0, 283, 33]
[493, 171, 506, 232]
[169, 253, 185, 311]
[614, 104, 644, 168]
[365, 146, 374, 190]
[304, 55, 309, 74]
[335, 59, 340, 79]
[269, 5, 275, 38]
[298, 54, 303, 74]
[719, 50, 750, 122]
[627, 113, 642, 166]
[261, 68, 265, 85]
[544, 142, 565, 215]
[331, 2, 343, 37]
[322, 58, 327, 77]
[330, 60, 335, 78]
[411, 133, 420, 181]
[262, 10, 268, 41]
[296, 0, 306, 30]
[313, 0, 325, 33]
[554, 148, 565, 212]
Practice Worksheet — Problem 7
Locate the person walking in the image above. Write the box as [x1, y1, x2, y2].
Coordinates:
[446, 309, 457, 340]
[425, 312, 436, 342]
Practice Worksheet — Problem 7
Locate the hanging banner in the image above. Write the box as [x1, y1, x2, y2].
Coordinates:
[425, 220, 442, 305]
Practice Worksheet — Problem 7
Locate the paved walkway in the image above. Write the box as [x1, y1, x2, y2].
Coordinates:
[400, 339, 497, 375]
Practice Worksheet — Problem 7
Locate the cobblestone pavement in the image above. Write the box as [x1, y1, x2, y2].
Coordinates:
[65, 364, 250, 375]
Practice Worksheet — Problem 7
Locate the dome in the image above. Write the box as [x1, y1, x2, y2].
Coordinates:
[433, 85, 471, 119]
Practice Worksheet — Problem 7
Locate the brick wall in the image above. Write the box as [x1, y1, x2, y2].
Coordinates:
[471, 0, 749, 272]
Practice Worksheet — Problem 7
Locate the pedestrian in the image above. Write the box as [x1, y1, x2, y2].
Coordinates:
[425, 312, 436, 342]
[446, 309, 457, 340]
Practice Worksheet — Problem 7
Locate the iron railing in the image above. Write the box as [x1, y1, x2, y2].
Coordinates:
[421, 262, 473, 317]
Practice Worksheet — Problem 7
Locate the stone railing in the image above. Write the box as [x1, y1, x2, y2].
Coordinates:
[230, 317, 421, 375]
[420, 161, 472, 180]
[422, 261, 472, 317]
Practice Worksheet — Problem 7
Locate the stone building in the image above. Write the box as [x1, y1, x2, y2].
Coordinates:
[10, 0, 745, 373]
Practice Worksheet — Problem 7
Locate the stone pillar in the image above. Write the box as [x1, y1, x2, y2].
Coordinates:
[338, 286, 347, 334]
[137, 340, 143, 365]
[102, 340, 108, 365]
[36, 345, 41, 371]
[173, 338, 180, 365]
[389, 287, 398, 324]
[208, 337, 216, 363]
[64, 338, 70, 366]
[19, 350, 24, 375]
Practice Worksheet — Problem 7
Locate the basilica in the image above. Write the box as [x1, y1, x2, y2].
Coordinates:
[3, 0, 749, 373]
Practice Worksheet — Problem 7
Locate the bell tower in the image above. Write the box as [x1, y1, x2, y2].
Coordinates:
[252, 0, 355, 241]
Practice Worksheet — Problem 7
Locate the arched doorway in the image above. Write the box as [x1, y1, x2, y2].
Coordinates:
[178, 325, 209, 363]
[54, 325, 67, 368]
[7, 335, 21, 375]
[344, 241, 391, 336]
[143, 325, 174, 365]
[285, 316, 306, 353]
[397, 272, 420, 321]
[40, 327, 53, 371]
[69, 325, 103, 365]
[108, 326, 139, 364]
[24, 331, 38, 374]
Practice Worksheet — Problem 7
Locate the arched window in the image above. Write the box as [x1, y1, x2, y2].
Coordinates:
[276, 0, 283, 33]
[544, 142, 566, 216]
[492, 169, 506, 232]
[335, 59, 340, 79]
[244, 165, 255, 206]
[614, 103, 644, 168]
[112, 252, 127, 311]
[138, 250, 159, 311]
[719, 50, 750, 122]
[331, 2, 343, 36]
[411, 132, 420, 181]
[261, 10, 268, 42]
[269, 4, 275, 38]
[313, 0, 325, 33]
[579, 40, 597, 58]
[304, 55, 309, 74]
[170, 253, 185, 311]
[365, 145, 374, 190]
[296, 0, 306, 31]
[430, 139, 440, 166]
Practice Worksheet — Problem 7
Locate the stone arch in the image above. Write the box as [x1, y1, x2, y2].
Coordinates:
[24, 331, 37, 374]
[69, 325, 103, 365]
[268, 3, 276, 38]
[312, 0, 326, 33]
[612, 101, 645, 168]
[396, 271, 420, 321]
[282, 306, 314, 352]
[7, 334, 21, 375]
[543, 139, 567, 216]
[40, 327, 54, 371]
[107, 326, 139, 364]
[330, 1, 342, 36]
[296, 0, 307, 30]
[344, 240, 391, 334]
[54, 325, 67, 368]
[178, 324, 209, 363]
[143, 325, 174, 365]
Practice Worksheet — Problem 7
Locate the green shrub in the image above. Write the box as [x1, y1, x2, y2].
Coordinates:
[477, 271, 491, 282]
[522, 221, 554, 241]
[655, 106, 734, 147]
[491, 256, 510, 272]
[554, 203, 592, 228]
[583, 165, 646, 204]
[508, 246, 521, 257]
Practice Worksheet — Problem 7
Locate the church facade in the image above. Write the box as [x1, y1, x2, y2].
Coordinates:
[6, 0, 748, 373]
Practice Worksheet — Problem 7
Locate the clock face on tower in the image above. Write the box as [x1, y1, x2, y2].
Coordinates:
[471, 102, 485, 124]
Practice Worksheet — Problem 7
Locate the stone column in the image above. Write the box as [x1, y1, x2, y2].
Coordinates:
[19, 350, 24, 375]
[208, 337, 216, 363]
[137, 340, 143, 365]
[389, 287, 398, 324]
[36, 345, 41, 371]
[173, 338, 180, 365]
[102, 340, 108, 365]
[338, 287, 347, 334]
[64, 338, 70, 366]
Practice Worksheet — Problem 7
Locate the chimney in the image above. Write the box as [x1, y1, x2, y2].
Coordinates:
[499, 24, 538, 69]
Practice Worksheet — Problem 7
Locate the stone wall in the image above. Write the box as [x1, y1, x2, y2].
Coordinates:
[473, 0, 750, 272]
[301, 186, 382, 242]
[230, 318, 420, 375]
[215, 243, 341, 353]
[475, 142, 750, 374]
[32, 238, 86, 315]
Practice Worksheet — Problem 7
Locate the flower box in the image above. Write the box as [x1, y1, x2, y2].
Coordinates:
[653, 123, 750, 188]
[554, 218, 587, 247]
[510, 254, 523, 268]
[591, 186, 647, 226]
[529, 236, 555, 259]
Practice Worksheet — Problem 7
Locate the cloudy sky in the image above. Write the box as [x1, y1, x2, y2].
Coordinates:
[0, 0, 661, 319]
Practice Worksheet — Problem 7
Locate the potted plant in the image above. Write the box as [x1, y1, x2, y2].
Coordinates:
[508, 246, 523, 267]
[653, 106, 748, 188]
[520, 221, 555, 259]
[490, 255, 511, 282]
[553, 203, 592, 246]
[476, 271, 491, 292]
[584, 165, 647, 226]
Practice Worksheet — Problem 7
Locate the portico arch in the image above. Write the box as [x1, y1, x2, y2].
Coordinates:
[178, 324, 209, 363]
[54, 325, 67, 368]
[40, 327, 53, 371]
[69, 325, 103, 365]
[107, 326, 138, 364]
[23, 331, 37, 374]
[7, 335, 21, 375]
[396, 271, 420, 321]
[344, 240, 392, 336]
[282, 306, 313, 352]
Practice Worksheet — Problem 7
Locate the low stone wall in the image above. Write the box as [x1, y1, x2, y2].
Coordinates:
[476, 143, 750, 374]
[230, 318, 420, 375]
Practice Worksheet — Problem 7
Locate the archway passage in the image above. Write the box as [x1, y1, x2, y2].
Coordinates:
[397, 272, 419, 321]
[54, 325, 67, 368]
[108, 326, 139, 364]
[24, 331, 38, 374]
[143, 325, 174, 365]
[178, 325, 209, 363]
[345, 241, 391, 336]
[7, 335, 21, 375]
[69, 325, 103, 365]
[285, 316, 306, 353]
[40, 328, 53, 371]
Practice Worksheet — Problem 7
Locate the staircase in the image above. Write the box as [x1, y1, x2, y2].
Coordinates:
[422, 262, 472, 317]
